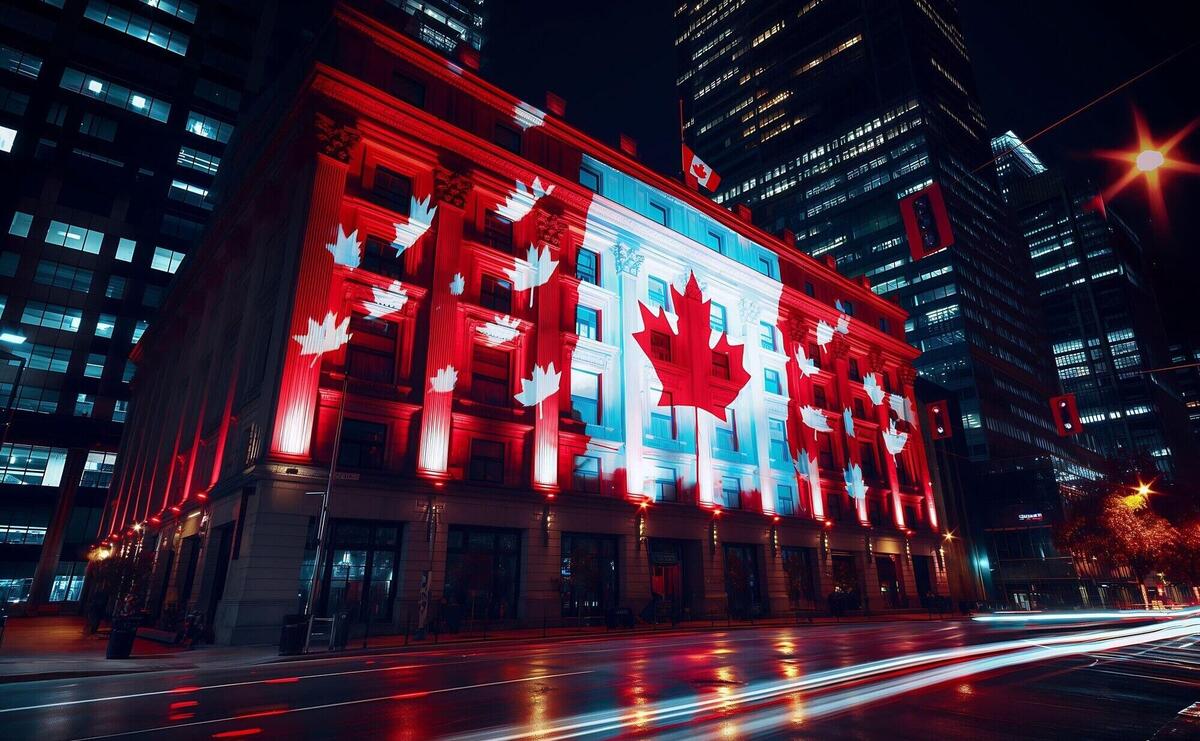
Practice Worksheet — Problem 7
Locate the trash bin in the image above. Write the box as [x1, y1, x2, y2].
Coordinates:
[106, 616, 141, 660]
[331, 610, 351, 651]
[278, 613, 309, 656]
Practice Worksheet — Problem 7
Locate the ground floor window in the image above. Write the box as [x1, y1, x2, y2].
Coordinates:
[781, 546, 818, 608]
[49, 560, 86, 602]
[912, 554, 936, 606]
[560, 533, 618, 618]
[322, 520, 403, 622]
[875, 554, 906, 608]
[0, 561, 32, 603]
[444, 525, 520, 620]
[830, 551, 863, 610]
[723, 543, 764, 618]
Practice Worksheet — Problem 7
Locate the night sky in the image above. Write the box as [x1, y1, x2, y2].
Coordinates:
[486, 1, 1200, 347]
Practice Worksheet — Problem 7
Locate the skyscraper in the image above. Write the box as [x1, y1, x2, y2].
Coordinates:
[993, 131, 1197, 481]
[675, 0, 1112, 607]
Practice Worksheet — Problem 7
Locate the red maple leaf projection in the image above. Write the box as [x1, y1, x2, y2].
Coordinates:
[691, 162, 709, 180]
[632, 272, 750, 421]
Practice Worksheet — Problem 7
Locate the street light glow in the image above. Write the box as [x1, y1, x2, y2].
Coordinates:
[1135, 149, 1164, 172]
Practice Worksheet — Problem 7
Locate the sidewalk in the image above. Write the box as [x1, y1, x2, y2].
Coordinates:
[0, 611, 966, 684]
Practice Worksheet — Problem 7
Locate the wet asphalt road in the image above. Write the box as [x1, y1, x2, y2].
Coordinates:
[1, 617, 1197, 740]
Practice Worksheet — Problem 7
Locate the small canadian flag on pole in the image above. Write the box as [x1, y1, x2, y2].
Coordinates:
[683, 144, 721, 192]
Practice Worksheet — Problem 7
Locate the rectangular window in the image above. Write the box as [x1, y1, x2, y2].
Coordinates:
[34, 261, 92, 293]
[576, 248, 599, 284]
[176, 145, 220, 175]
[0, 43, 43, 79]
[714, 410, 738, 452]
[0, 125, 15, 153]
[648, 202, 668, 226]
[471, 346, 510, 406]
[8, 212, 32, 238]
[777, 484, 796, 516]
[20, 301, 82, 332]
[122, 359, 135, 383]
[84, 0, 190, 55]
[115, 238, 136, 262]
[390, 72, 425, 107]
[346, 315, 397, 384]
[0, 85, 30, 116]
[194, 78, 240, 110]
[186, 110, 233, 143]
[74, 393, 94, 417]
[46, 220, 104, 254]
[112, 399, 128, 422]
[131, 319, 148, 343]
[648, 276, 670, 310]
[479, 274, 513, 313]
[579, 167, 600, 192]
[0, 444, 67, 486]
[483, 211, 513, 252]
[879, 317, 890, 333]
[78, 112, 117, 141]
[13, 343, 71, 373]
[168, 179, 211, 209]
[60, 68, 170, 122]
[571, 368, 600, 425]
[106, 275, 126, 299]
[654, 466, 677, 502]
[711, 351, 731, 380]
[813, 385, 828, 408]
[150, 246, 185, 273]
[720, 476, 742, 509]
[372, 167, 412, 213]
[756, 255, 776, 278]
[362, 236, 404, 280]
[764, 368, 783, 395]
[468, 439, 504, 483]
[848, 358, 861, 381]
[759, 321, 777, 351]
[704, 230, 724, 254]
[493, 123, 521, 153]
[49, 561, 86, 603]
[94, 313, 116, 338]
[804, 281, 815, 297]
[575, 305, 600, 341]
[139, 0, 197, 24]
[0, 252, 17, 277]
[768, 418, 788, 461]
[649, 331, 672, 362]
[650, 390, 676, 439]
[572, 455, 600, 493]
[337, 419, 387, 470]
[710, 302, 727, 332]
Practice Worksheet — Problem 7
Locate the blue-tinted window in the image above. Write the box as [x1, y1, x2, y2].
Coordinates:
[575, 305, 599, 341]
[648, 276, 670, 311]
[764, 368, 783, 395]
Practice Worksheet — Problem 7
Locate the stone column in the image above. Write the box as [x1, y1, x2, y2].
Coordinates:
[416, 167, 472, 478]
[530, 211, 568, 492]
[270, 114, 359, 459]
[830, 338, 868, 524]
[740, 297, 775, 513]
[615, 242, 646, 497]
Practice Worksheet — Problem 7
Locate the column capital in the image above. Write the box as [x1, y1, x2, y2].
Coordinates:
[535, 209, 567, 247]
[434, 167, 472, 207]
[613, 241, 644, 276]
[314, 113, 360, 163]
[737, 297, 761, 323]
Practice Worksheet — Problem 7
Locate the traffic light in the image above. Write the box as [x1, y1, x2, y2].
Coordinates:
[926, 400, 952, 439]
[899, 182, 954, 259]
[1049, 393, 1083, 436]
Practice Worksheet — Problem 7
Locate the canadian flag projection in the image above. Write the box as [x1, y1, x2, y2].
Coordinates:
[1050, 393, 1084, 436]
[682, 144, 721, 192]
[899, 182, 954, 260]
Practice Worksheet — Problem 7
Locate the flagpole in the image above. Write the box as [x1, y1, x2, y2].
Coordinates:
[678, 98, 686, 179]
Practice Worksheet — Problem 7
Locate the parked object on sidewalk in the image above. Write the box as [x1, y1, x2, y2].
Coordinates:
[279, 614, 308, 656]
[105, 615, 141, 659]
[331, 611, 351, 651]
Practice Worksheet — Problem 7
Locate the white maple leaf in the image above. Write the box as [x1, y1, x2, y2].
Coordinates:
[365, 281, 408, 319]
[794, 345, 819, 377]
[844, 463, 868, 500]
[477, 315, 520, 346]
[429, 365, 458, 393]
[449, 272, 465, 296]
[798, 453, 822, 505]
[835, 314, 850, 335]
[882, 421, 909, 456]
[800, 405, 832, 437]
[505, 243, 558, 308]
[292, 312, 352, 366]
[815, 320, 835, 348]
[391, 195, 437, 256]
[863, 373, 886, 405]
[496, 176, 554, 223]
[513, 101, 546, 130]
[889, 393, 915, 424]
[843, 408, 855, 438]
[326, 225, 362, 269]
[514, 362, 561, 418]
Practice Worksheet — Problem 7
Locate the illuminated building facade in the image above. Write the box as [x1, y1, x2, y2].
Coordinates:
[675, 0, 1113, 609]
[102, 5, 949, 644]
[392, 0, 486, 56]
[992, 131, 1197, 481]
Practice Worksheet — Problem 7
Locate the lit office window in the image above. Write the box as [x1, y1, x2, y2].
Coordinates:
[95, 313, 116, 338]
[80, 451, 117, 487]
[115, 238, 136, 262]
[150, 245, 185, 273]
[7, 212, 32, 238]
[35, 260, 92, 293]
[84, 0, 190, 56]
[84, 353, 105, 378]
[131, 319, 148, 343]
[49, 561, 86, 602]
[185, 111, 233, 143]
[60, 68, 170, 122]
[105, 275, 125, 299]
[168, 179, 211, 209]
[139, 0, 198, 24]
[176, 145, 220, 175]
[46, 220, 104, 254]
[74, 393, 95, 417]
[112, 399, 128, 422]
[0, 125, 16, 153]
[20, 301, 82, 332]
[0, 444, 68, 486]
[0, 43, 42, 79]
